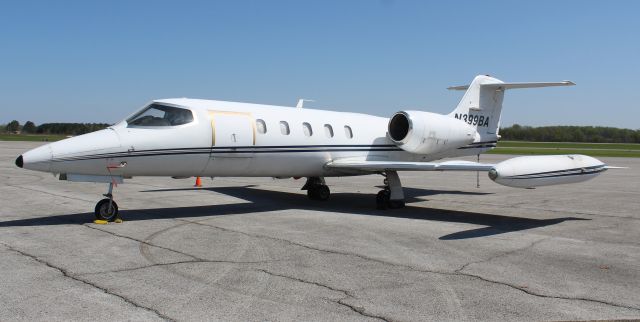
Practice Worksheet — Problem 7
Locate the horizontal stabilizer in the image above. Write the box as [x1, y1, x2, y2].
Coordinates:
[448, 80, 575, 91]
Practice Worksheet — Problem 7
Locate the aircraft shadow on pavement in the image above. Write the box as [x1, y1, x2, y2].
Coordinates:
[0, 185, 587, 240]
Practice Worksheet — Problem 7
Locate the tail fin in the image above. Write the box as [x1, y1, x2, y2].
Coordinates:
[447, 75, 575, 141]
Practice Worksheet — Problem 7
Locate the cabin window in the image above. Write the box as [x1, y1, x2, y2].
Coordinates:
[127, 103, 194, 127]
[324, 124, 334, 138]
[280, 121, 290, 135]
[256, 119, 267, 134]
[344, 125, 353, 139]
[303, 122, 313, 137]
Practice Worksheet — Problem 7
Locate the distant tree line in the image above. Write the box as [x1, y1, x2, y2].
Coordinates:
[3, 119, 639, 143]
[500, 124, 640, 143]
[35, 123, 111, 135]
[2, 120, 110, 135]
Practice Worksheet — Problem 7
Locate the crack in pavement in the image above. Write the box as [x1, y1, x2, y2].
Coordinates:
[79, 259, 285, 276]
[182, 219, 640, 313]
[83, 224, 201, 261]
[450, 269, 640, 312]
[257, 269, 391, 322]
[88, 213, 391, 321]
[4, 184, 95, 203]
[70, 212, 640, 315]
[455, 237, 549, 273]
[0, 242, 175, 322]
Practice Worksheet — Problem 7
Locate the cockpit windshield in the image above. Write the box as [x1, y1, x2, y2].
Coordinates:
[127, 104, 194, 127]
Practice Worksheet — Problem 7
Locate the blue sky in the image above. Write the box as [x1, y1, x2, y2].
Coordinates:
[1, 1, 639, 128]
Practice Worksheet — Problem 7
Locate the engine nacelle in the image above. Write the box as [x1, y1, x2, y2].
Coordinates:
[388, 111, 477, 154]
[489, 155, 607, 188]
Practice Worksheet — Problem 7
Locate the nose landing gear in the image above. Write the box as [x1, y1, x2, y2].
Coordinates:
[94, 182, 119, 222]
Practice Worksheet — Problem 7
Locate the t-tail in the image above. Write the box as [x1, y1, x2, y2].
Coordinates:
[447, 75, 575, 149]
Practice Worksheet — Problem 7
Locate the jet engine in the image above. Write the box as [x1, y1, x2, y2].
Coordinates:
[489, 155, 607, 188]
[388, 111, 477, 154]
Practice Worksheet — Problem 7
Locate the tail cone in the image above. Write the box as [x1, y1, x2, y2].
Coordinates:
[195, 176, 202, 187]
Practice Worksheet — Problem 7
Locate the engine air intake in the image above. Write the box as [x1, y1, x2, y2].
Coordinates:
[388, 113, 410, 142]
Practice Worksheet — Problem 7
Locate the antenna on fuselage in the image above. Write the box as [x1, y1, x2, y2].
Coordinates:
[296, 99, 315, 108]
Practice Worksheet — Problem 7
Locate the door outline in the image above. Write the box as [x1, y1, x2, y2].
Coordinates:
[208, 110, 256, 147]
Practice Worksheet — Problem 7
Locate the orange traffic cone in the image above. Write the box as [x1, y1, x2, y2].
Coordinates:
[194, 176, 202, 187]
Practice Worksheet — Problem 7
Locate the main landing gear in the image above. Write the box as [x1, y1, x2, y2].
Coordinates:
[94, 182, 120, 221]
[302, 173, 405, 209]
[376, 170, 405, 210]
[302, 177, 331, 201]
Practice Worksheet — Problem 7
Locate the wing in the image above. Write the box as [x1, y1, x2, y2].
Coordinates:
[325, 159, 495, 172]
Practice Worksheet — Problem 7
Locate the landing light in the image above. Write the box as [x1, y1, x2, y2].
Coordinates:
[488, 168, 498, 180]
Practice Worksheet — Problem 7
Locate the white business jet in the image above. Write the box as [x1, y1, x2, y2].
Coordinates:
[16, 75, 611, 221]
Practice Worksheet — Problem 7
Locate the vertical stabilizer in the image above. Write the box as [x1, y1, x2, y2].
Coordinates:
[448, 75, 505, 142]
[447, 75, 574, 142]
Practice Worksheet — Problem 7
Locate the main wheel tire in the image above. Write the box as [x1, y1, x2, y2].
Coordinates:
[388, 200, 405, 209]
[95, 198, 119, 221]
[315, 185, 330, 201]
[376, 190, 390, 210]
[307, 188, 319, 200]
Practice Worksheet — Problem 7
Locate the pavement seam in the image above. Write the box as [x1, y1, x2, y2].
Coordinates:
[0, 242, 175, 322]
[183, 220, 640, 313]
[256, 269, 392, 322]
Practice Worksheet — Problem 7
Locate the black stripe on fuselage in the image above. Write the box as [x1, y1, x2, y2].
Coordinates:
[51, 145, 405, 162]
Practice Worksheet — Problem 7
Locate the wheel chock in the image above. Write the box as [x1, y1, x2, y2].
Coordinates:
[114, 218, 124, 224]
[93, 219, 109, 225]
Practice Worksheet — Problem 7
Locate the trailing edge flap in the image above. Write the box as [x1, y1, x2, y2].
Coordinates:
[447, 81, 575, 91]
[325, 159, 495, 172]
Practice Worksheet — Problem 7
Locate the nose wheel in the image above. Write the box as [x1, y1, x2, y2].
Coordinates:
[94, 182, 120, 221]
[95, 198, 119, 221]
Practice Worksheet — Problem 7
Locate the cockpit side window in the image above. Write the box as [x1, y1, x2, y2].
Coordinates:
[127, 104, 194, 127]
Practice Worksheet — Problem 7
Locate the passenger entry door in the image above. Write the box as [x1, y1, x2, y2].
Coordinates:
[204, 110, 255, 175]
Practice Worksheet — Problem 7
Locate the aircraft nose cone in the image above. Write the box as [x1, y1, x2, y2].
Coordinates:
[15, 155, 23, 168]
[21, 144, 53, 172]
